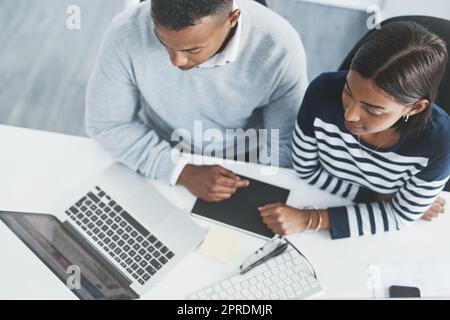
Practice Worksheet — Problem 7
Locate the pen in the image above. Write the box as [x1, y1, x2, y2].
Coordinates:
[239, 242, 288, 275]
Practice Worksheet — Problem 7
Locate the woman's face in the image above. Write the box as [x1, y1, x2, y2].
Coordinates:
[342, 71, 411, 136]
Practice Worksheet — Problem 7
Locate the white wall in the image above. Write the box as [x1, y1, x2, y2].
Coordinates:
[381, 0, 450, 20]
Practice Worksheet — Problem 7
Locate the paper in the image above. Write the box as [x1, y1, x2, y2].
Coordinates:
[367, 262, 450, 298]
[198, 228, 240, 264]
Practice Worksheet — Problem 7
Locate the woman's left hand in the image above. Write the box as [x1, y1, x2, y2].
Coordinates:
[258, 203, 310, 236]
[421, 197, 446, 221]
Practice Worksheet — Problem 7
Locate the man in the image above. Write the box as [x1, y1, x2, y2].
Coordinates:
[85, 0, 308, 202]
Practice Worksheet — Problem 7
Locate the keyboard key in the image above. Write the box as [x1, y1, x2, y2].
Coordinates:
[150, 259, 162, 270]
[158, 256, 168, 265]
[149, 235, 156, 243]
[117, 229, 124, 235]
[75, 197, 87, 207]
[135, 256, 142, 262]
[87, 192, 100, 203]
[145, 266, 156, 275]
[131, 263, 139, 270]
[69, 207, 78, 214]
[155, 241, 162, 249]
[138, 279, 145, 285]
[143, 274, 151, 281]
[137, 268, 144, 276]
[129, 250, 136, 257]
[167, 251, 174, 259]
[121, 210, 150, 237]
[136, 236, 143, 242]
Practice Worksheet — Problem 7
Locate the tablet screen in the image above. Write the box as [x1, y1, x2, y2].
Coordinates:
[191, 175, 290, 238]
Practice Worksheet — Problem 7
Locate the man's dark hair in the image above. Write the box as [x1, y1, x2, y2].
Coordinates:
[151, 0, 233, 31]
[351, 21, 448, 137]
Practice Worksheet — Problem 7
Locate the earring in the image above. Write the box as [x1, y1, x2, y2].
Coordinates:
[403, 114, 410, 122]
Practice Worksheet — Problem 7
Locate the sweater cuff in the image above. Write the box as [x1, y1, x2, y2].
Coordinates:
[169, 158, 189, 186]
[328, 206, 351, 240]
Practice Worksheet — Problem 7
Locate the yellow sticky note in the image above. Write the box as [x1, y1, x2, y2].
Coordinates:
[198, 228, 240, 264]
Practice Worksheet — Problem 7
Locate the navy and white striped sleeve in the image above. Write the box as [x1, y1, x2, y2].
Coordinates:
[328, 158, 450, 240]
[292, 92, 360, 200]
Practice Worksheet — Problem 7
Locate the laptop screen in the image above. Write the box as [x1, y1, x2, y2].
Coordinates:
[0, 211, 138, 300]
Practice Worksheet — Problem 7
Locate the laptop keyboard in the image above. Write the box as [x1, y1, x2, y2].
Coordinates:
[189, 249, 322, 300]
[64, 186, 175, 285]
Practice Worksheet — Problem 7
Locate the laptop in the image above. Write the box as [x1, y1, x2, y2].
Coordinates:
[0, 164, 205, 299]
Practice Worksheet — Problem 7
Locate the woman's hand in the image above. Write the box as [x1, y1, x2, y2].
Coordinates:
[421, 197, 446, 221]
[375, 193, 446, 222]
[258, 204, 307, 235]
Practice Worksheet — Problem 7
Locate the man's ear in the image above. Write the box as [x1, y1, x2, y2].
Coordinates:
[228, 9, 240, 28]
[408, 99, 430, 116]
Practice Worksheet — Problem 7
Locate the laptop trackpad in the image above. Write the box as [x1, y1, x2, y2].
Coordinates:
[124, 189, 171, 227]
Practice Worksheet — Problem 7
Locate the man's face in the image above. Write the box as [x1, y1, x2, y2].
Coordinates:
[154, 12, 239, 70]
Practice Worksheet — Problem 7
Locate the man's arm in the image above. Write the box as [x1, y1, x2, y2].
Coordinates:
[85, 24, 183, 183]
[260, 36, 309, 168]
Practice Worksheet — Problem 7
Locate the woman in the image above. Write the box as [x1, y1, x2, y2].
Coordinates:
[259, 21, 450, 239]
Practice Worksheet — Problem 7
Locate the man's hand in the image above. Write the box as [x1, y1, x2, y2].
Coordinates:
[421, 197, 446, 221]
[177, 164, 249, 202]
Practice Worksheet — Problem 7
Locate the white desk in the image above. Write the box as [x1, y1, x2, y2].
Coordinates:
[1, 124, 449, 299]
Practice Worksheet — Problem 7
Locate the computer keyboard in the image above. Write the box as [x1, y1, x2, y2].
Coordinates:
[189, 249, 323, 300]
[64, 186, 175, 285]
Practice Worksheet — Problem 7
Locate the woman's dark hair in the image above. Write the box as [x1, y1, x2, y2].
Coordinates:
[351, 21, 448, 137]
[151, 0, 233, 31]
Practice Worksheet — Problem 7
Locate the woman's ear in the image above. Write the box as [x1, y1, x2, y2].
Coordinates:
[407, 99, 430, 117]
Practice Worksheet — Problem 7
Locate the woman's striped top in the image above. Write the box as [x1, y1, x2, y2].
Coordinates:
[292, 72, 450, 240]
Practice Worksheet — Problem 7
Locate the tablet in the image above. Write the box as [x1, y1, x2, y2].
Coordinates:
[191, 175, 290, 239]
